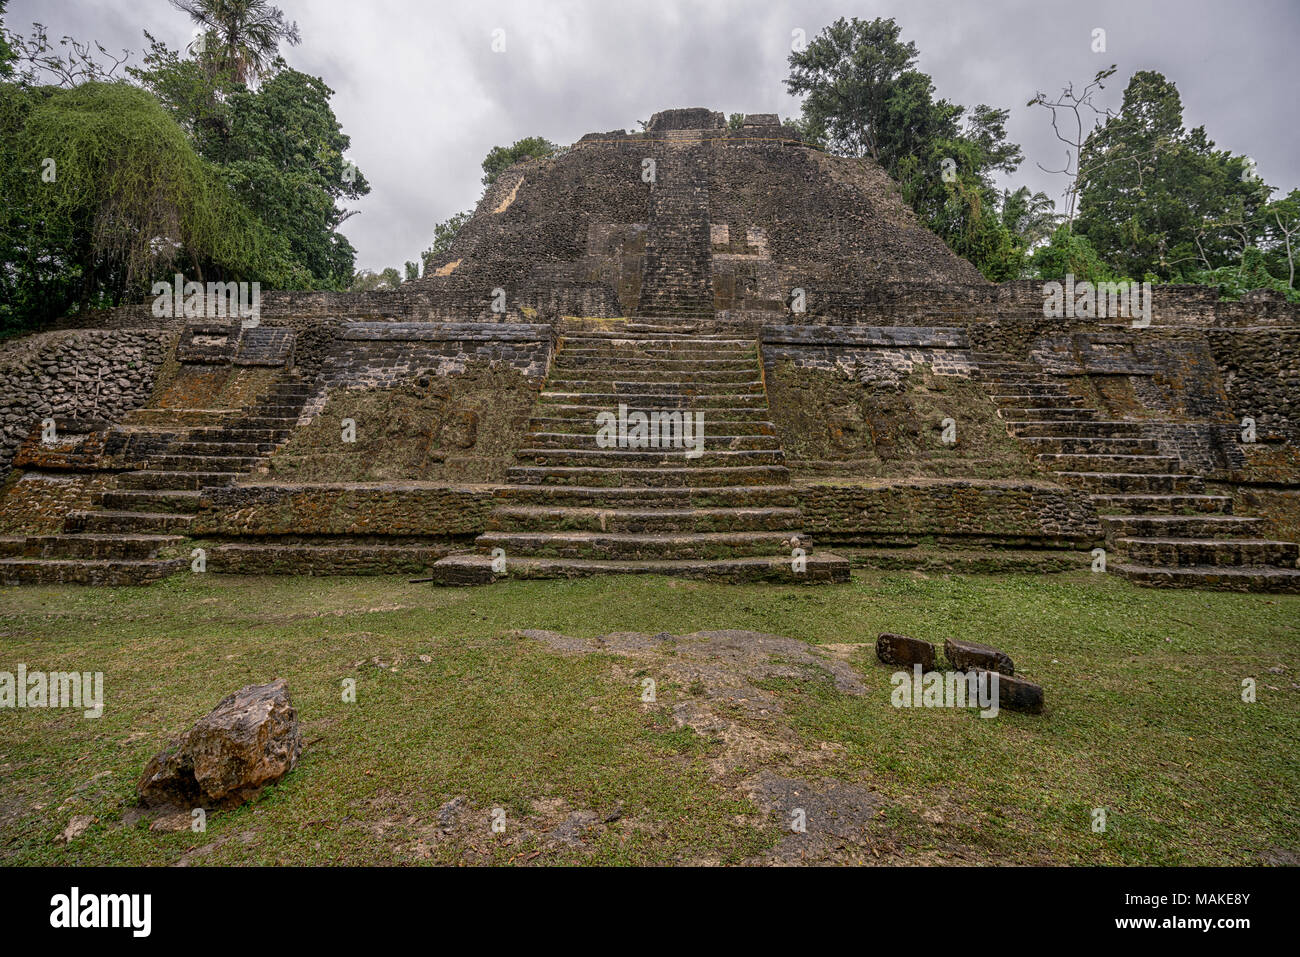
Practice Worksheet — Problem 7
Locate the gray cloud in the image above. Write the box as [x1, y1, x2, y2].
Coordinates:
[10, 0, 1299, 272]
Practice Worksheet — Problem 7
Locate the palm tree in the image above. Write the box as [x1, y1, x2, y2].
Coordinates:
[170, 0, 301, 85]
[1001, 186, 1060, 249]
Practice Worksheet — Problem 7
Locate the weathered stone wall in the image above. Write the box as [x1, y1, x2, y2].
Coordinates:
[192, 483, 494, 537]
[797, 479, 1100, 547]
[763, 352, 1042, 481]
[268, 360, 539, 483]
[0, 329, 174, 476]
[0, 470, 112, 534]
[762, 325, 976, 384]
[1205, 327, 1300, 442]
[320, 322, 553, 387]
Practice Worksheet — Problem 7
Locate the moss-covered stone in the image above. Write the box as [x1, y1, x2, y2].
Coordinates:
[265, 362, 535, 483]
[766, 361, 1044, 480]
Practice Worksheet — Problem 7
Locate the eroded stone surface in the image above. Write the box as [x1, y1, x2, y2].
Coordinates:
[137, 679, 302, 810]
[876, 632, 936, 669]
[944, 637, 1015, 675]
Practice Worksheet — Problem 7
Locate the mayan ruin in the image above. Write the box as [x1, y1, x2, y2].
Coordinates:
[1, 0, 1296, 909]
[2, 105, 1297, 592]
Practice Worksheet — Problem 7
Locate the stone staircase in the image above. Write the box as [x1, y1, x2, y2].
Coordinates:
[979, 355, 1300, 592]
[635, 147, 714, 318]
[427, 321, 848, 583]
[0, 377, 312, 585]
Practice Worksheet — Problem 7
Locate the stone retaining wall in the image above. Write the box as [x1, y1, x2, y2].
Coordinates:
[0, 329, 174, 476]
[797, 479, 1100, 547]
[192, 483, 495, 537]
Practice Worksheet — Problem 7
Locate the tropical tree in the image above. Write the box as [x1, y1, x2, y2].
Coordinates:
[168, 0, 300, 86]
[0, 81, 276, 329]
[1001, 186, 1059, 250]
[785, 17, 1030, 281]
[131, 33, 368, 290]
[480, 136, 556, 187]
[422, 210, 471, 270]
[1074, 71, 1271, 281]
[349, 267, 402, 291]
[1262, 189, 1300, 289]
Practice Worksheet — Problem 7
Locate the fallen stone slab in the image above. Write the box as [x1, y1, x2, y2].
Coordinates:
[137, 678, 302, 810]
[979, 670, 1044, 714]
[876, 632, 935, 670]
[944, 637, 1015, 676]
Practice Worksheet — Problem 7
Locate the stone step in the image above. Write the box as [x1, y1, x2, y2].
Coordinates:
[0, 557, 185, 586]
[538, 392, 765, 408]
[515, 448, 784, 467]
[116, 470, 239, 491]
[560, 347, 753, 360]
[0, 533, 182, 560]
[525, 431, 780, 450]
[535, 406, 771, 423]
[563, 335, 751, 347]
[169, 441, 275, 456]
[1114, 538, 1298, 568]
[530, 413, 774, 432]
[1114, 563, 1300, 592]
[998, 407, 1097, 421]
[989, 393, 1086, 404]
[494, 484, 798, 508]
[553, 356, 754, 371]
[97, 489, 204, 513]
[558, 321, 720, 335]
[477, 530, 807, 561]
[146, 454, 263, 471]
[1100, 514, 1263, 538]
[542, 381, 766, 397]
[1090, 494, 1233, 515]
[986, 382, 1076, 394]
[546, 372, 763, 387]
[486, 505, 804, 534]
[561, 329, 743, 341]
[1007, 420, 1147, 438]
[980, 372, 1057, 384]
[237, 416, 303, 428]
[184, 427, 291, 443]
[1018, 436, 1161, 455]
[1036, 453, 1181, 474]
[65, 510, 195, 534]
[505, 465, 790, 488]
[982, 371, 1057, 380]
[424, 552, 850, 585]
[205, 542, 449, 575]
[126, 409, 234, 427]
[1054, 472, 1205, 494]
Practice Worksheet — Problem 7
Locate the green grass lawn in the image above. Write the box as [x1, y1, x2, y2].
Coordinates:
[0, 570, 1296, 865]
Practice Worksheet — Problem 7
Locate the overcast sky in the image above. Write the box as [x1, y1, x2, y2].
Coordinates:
[10, 0, 1299, 273]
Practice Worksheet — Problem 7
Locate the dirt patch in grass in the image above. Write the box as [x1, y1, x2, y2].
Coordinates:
[520, 628, 924, 865]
